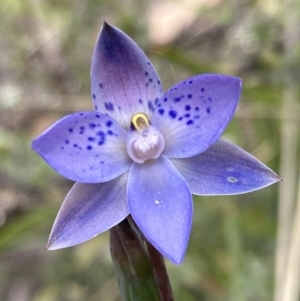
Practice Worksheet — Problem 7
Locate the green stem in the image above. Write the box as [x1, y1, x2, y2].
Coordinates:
[127, 216, 175, 301]
[110, 217, 175, 301]
[145, 240, 175, 301]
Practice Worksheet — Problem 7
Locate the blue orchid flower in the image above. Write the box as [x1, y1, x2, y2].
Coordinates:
[32, 22, 280, 264]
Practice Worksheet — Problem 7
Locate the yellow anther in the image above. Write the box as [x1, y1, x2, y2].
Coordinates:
[131, 113, 150, 131]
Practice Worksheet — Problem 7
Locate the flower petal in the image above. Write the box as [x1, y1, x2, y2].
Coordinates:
[171, 140, 281, 195]
[32, 111, 132, 183]
[151, 74, 242, 158]
[47, 173, 129, 250]
[127, 155, 193, 264]
[91, 22, 164, 128]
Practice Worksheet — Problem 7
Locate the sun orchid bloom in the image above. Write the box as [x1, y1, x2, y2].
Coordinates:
[32, 22, 280, 264]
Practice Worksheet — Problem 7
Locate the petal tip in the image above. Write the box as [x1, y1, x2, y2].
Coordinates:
[31, 138, 38, 151]
[46, 238, 72, 251]
[270, 171, 283, 184]
[102, 20, 113, 29]
[31, 141, 36, 151]
[150, 241, 186, 265]
[45, 241, 55, 251]
[169, 253, 185, 265]
[101, 20, 113, 34]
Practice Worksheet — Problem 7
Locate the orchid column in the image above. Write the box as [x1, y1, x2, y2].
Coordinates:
[32, 22, 280, 300]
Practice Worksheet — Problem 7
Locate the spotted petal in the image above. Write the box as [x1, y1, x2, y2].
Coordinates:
[171, 140, 281, 195]
[151, 74, 242, 158]
[47, 173, 129, 249]
[127, 155, 193, 264]
[91, 22, 164, 129]
[32, 111, 132, 183]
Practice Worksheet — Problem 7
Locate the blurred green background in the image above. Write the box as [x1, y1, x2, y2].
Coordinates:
[0, 0, 299, 300]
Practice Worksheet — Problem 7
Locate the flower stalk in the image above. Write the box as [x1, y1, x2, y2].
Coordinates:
[110, 217, 174, 301]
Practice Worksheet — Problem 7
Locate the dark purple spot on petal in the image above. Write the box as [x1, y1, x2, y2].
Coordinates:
[149, 78, 153, 83]
[106, 120, 112, 127]
[187, 120, 194, 125]
[79, 126, 85, 134]
[89, 123, 96, 129]
[155, 98, 159, 105]
[139, 99, 143, 104]
[73, 144, 78, 148]
[86, 145, 93, 150]
[99, 83, 103, 88]
[148, 101, 154, 112]
[95, 105, 98, 110]
[65, 140, 69, 144]
[206, 107, 211, 114]
[174, 97, 181, 103]
[164, 97, 168, 102]
[97, 131, 106, 145]
[208, 97, 212, 102]
[95, 114, 100, 118]
[88, 137, 95, 142]
[80, 113, 84, 116]
[201, 87, 205, 92]
[101, 161, 105, 164]
[185, 105, 191, 111]
[158, 109, 164, 116]
[92, 94, 96, 99]
[105, 102, 114, 111]
[169, 110, 177, 118]
[61, 146, 64, 150]
[189, 80, 193, 84]
[178, 117, 183, 121]
[194, 115, 200, 119]
[145, 72, 149, 76]
[195, 107, 199, 111]
[157, 80, 161, 85]
[69, 128, 73, 133]
[107, 130, 114, 135]
[185, 113, 190, 118]
[188, 94, 192, 99]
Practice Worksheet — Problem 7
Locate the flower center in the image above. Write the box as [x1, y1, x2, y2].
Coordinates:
[126, 113, 165, 164]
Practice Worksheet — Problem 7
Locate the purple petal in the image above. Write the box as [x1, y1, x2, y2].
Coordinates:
[91, 22, 164, 128]
[32, 111, 132, 183]
[171, 140, 281, 195]
[151, 74, 242, 158]
[47, 173, 129, 250]
[127, 155, 193, 264]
